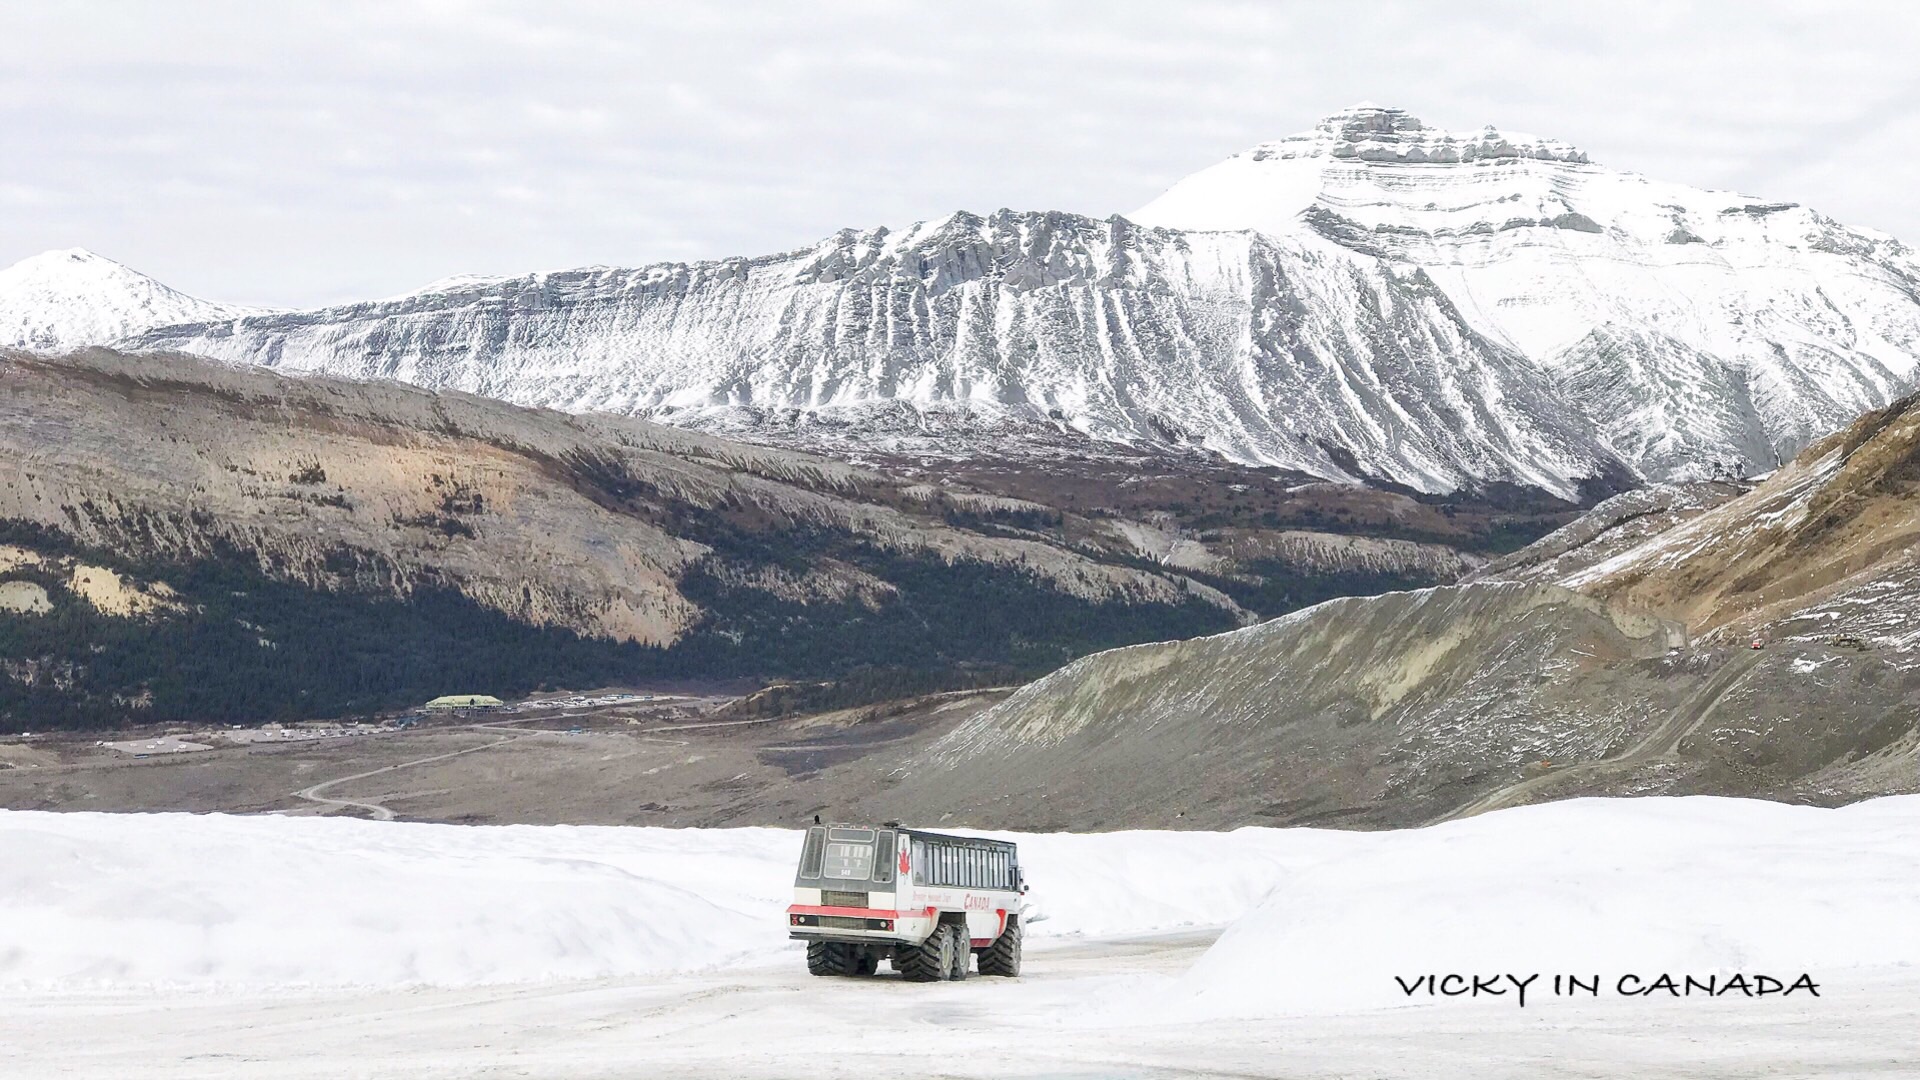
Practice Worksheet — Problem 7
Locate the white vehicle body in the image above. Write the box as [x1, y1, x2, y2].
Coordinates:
[787, 824, 1024, 980]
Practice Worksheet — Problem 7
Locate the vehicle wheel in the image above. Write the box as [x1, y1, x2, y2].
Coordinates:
[978, 916, 1021, 977]
[807, 941, 854, 977]
[949, 930, 970, 981]
[898, 924, 952, 982]
[854, 951, 879, 976]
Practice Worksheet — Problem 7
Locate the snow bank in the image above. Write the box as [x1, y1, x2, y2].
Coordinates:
[1167, 796, 1920, 1017]
[997, 828, 1344, 937]
[0, 812, 1309, 989]
[3, 797, 1913, 1004]
[0, 814, 796, 987]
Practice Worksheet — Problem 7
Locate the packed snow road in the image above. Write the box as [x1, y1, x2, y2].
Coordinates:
[2, 797, 1917, 1078]
[8, 943, 1916, 1080]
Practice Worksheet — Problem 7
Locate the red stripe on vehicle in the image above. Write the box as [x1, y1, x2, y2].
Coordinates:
[787, 904, 935, 919]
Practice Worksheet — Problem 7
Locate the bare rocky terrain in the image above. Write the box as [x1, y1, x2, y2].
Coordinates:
[0, 347, 1228, 641]
[0, 687, 1012, 827]
[4, 351, 1916, 830]
[0, 346, 1590, 733]
[883, 397, 1920, 827]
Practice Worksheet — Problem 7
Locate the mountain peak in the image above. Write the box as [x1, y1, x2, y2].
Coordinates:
[5, 247, 133, 278]
[0, 248, 255, 352]
[1316, 102, 1429, 136]
[1246, 104, 1590, 166]
[1128, 104, 1598, 238]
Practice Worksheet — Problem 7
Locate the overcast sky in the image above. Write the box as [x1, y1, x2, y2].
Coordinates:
[5, 0, 1919, 307]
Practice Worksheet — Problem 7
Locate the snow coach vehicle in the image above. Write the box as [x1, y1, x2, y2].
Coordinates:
[787, 823, 1025, 981]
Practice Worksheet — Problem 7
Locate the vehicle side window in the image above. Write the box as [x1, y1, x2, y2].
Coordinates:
[874, 830, 895, 884]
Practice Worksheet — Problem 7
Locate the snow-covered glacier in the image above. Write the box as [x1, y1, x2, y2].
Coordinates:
[20, 105, 1920, 497]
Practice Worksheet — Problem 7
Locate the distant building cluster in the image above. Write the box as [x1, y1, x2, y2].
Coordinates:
[422, 694, 505, 713]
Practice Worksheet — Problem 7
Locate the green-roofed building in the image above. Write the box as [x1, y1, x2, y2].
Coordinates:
[422, 694, 504, 712]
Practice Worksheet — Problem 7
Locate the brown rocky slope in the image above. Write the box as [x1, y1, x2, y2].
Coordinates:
[887, 397, 1920, 827]
[1, 347, 1265, 727]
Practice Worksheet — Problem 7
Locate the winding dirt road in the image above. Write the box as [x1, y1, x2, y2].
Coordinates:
[282, 707, 789, 820]
[288, 733, 525, 820]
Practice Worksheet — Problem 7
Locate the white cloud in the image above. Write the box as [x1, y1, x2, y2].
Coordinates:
[2, 0, 1918, 306]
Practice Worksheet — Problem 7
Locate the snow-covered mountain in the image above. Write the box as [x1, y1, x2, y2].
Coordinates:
[16, 105, 1920, 498]
[1131, 106, 1920, 484]
[0, 248, 258, 351]
[123, 212, 1626, 497]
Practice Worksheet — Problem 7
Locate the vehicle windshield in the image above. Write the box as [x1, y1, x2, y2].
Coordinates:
[794, 826, 897, 884]
[822, 841, 873, 880]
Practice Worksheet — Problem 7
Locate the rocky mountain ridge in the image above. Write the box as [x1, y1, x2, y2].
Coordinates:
[906, 390, 1920, 826]
[0, 347, 1486, 729]
[1488, 390, 1920, 654]
[115, 211, 1627, 498]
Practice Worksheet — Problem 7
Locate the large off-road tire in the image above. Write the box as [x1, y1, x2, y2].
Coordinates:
[807, 941, 855, 977]
[854, 951, 880, 976]
[949, 927, 970, 981]
[898, 924, 954, 982]
[977, 916, 1021, 977]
